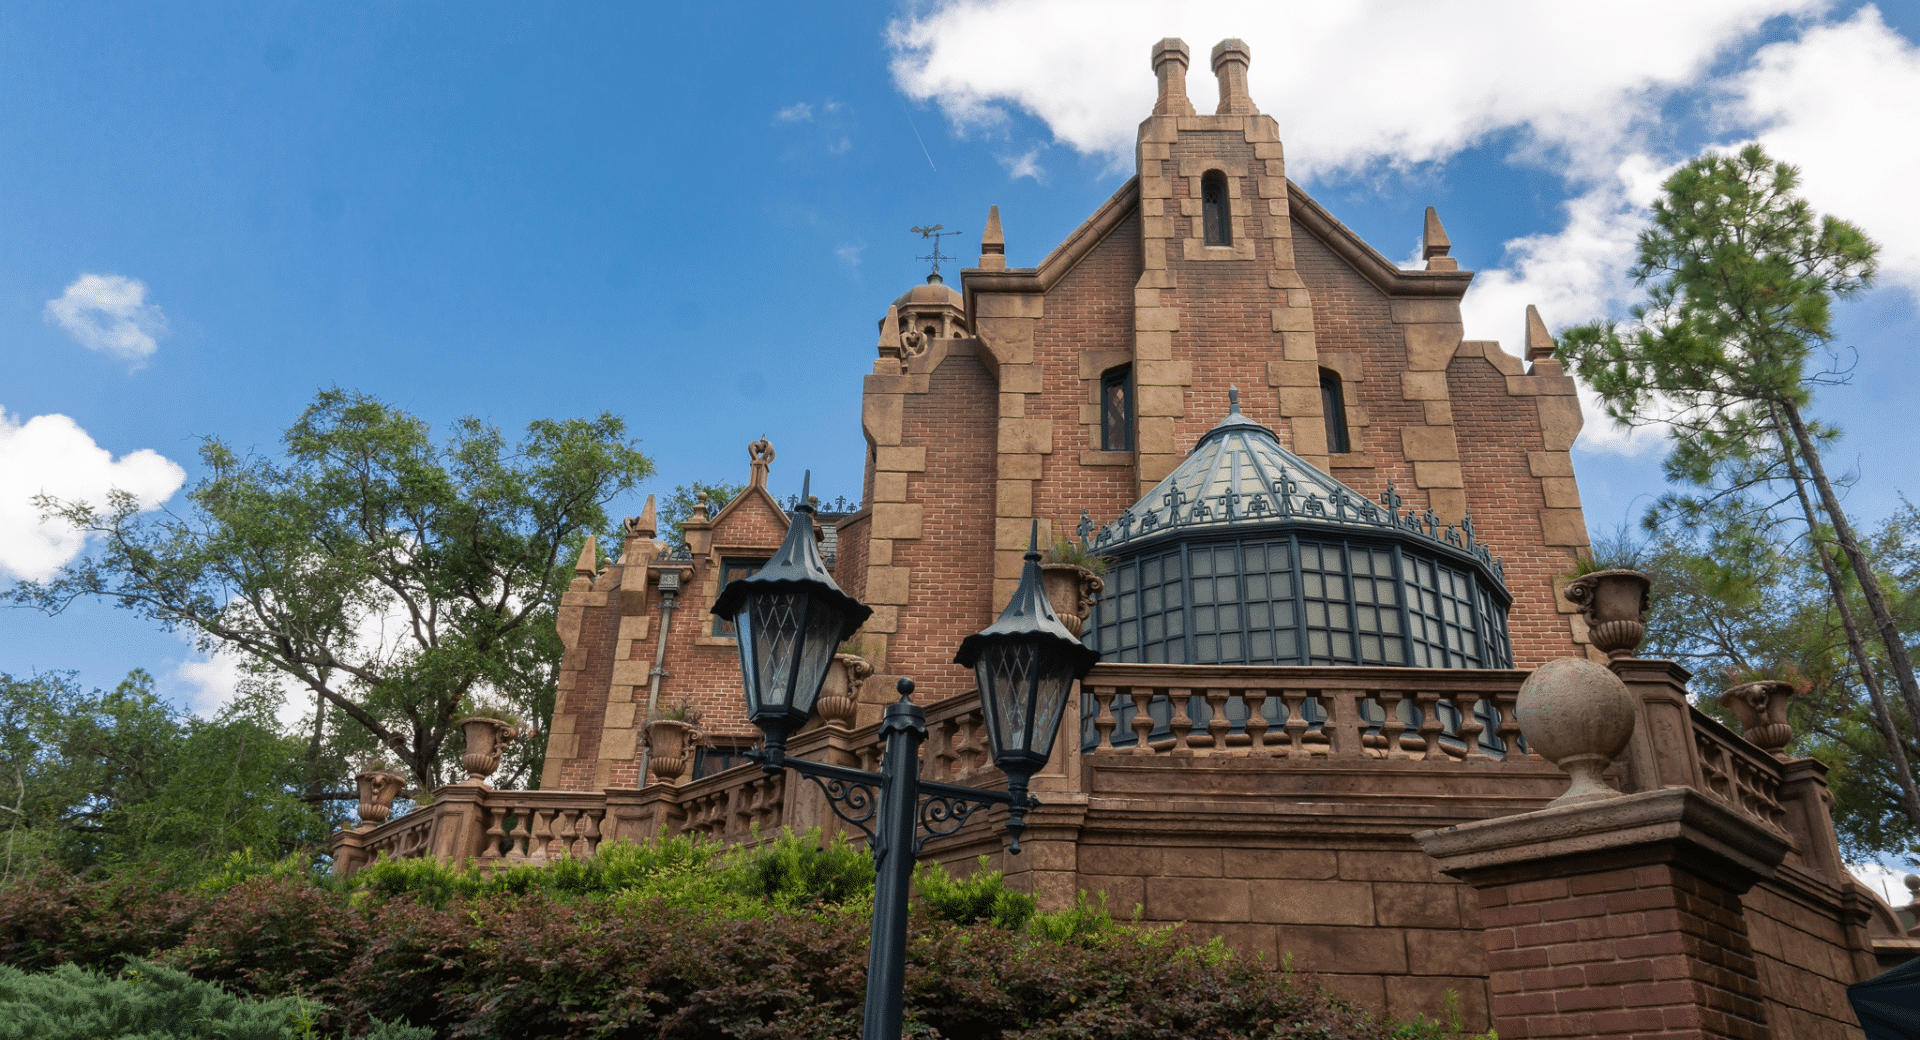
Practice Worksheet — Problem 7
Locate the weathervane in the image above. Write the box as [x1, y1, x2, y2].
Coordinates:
[911, 224, 959, 283]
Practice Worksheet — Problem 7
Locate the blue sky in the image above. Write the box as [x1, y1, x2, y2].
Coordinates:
[4, 0, 1919, 756]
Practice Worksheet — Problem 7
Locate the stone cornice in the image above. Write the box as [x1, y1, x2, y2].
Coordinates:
[1286, 182, 1476, 300]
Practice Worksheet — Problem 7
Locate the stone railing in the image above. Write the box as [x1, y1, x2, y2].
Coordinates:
[333, 785, 614, 877]
[1082, 664, 1531, 761]
[362, 805, 436, 864]
[1690, 708, 1788, 834]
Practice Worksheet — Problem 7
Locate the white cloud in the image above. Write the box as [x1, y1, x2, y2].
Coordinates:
[998, 144, 1047, 182]
[44, 274, 170, 366]
[835, 242, 865, 269]
[888, 0, 1821, 181]
[1851, 860, 1916, 908]
[776, 102, 814, 122]
[0, 408, 184, 581]
[1720, 5, 1920, 297]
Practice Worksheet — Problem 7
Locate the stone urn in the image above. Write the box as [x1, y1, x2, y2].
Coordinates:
[818, 653, 873, 727]
[1564, 568, 1652, 660]
[1719, 680, 1796, 758]
[644, 718, 699, 785]
[457, 716, 518, 785]
[354, 770, 407, 829]
[1515, 658, 1638, 807]
[1040, 563, 1106, 639]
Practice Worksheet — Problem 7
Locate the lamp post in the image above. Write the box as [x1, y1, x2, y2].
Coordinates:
[712, 476, 1098, 1040]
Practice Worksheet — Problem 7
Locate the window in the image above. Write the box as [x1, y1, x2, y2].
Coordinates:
[712, 558, 764, 636]
[1202, 171, 1231, 246]
[1101, 366, 1134, 451]
[1320, 370, 1351, 454]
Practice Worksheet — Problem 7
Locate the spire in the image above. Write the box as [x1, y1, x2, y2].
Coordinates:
[574, 534, 598, 580]
[1423, 207, 1456, 271]
[1526, 305, 1557, 361]
[978, 205, 1006, 270]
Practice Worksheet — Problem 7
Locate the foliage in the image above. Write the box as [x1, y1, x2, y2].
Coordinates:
[0, 832, 1444, 1039]
[0, 670, 329, 883]
[8, 389, 654, 793]
[658, 481, 743, 547]
[0, 959, 429, 1040]
[1042, 537, 1112, 576]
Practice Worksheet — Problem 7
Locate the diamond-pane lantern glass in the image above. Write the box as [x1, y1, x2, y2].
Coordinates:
[737, 589, 855, 732]
[976, 642, 1080, 772]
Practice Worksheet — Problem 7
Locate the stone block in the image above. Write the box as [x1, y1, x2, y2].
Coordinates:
[1250, 879, 1374, 925]
[1147, 876, 1249, 922]
[1140, 175, 1172, 198]
[1537, 396, 1584, 451]
[1541, 476, 1582, 509]
[1271, 306, 1315, 332]
[998, 417, 1054, 455]
[1137, 416, 1176, 455]
[1427, 488, 1467, 524]
[603, 701, 637, 729]
[996, 517, 1045, 551]
[1400, 427, 1460, 462]
[1253, 141, 1285, 159]
[866, 537, 892, 566]
[1280, 925, 1410, 974]
[598, 726, 636, 761]
[864, 604, 898, 634]
[617, 615, 651, 643]
[1143, 238, 1166, 270]
[1404, 324, 1464, 371]
[1138, 383, 1185, 416]
[999, 453, 1042, 480]
[1269, 268, 1306, 289]
[1319, 353, 1363, 383]
[544, 732, 576, 759]
[1135, 329, 1173, 360]
[1413, 460, 1464, 488]
[1539, 508, 1590, 547]
[874, 446, 926, 472]
[974, 293, 1044, 319]
[1268, 359, 1319, 387]
[1277, 385, 1322, 417]
[1423, 401, 1453, 426]
[1281, 331, 1318, 361]
[1133, 287, 1161, 308]
[1376, 884, 1465, 929]
[1386, 974, 1489, 1031]
[998, 392, 1025, 418]
[872, 503, 924, 540]
[1000, 364, 1043, 394]
[1338, 850, 1444, 883]
[1137, 359, 1193, 386]
[1137, 307, 1182, 332]
[975, 317, 1034, 367]
[862, 394, 903, 446]
[1258, 176, 1287, 198]
[1078, 874, 1145, 915]
[873, 471, 908, 502]
[1223, 847, 1338, 879]
[1391, 298, 1461, 324]
[1136, 269, 1177, 289]
[865, 566, 911, 605]
[1528, 450, 1575, 477]
[996, 479, 1032, 517]
[1401, 372, 1449, 401]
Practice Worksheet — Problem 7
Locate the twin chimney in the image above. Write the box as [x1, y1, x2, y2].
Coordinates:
[1152, 37, 1258, 117]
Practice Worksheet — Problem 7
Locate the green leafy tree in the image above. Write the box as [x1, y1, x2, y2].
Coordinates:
[1559, 145, 1920, 849]
[0, 670, 327, 879]
[658, 481, 742, 547]
[9, 389, 654, 792]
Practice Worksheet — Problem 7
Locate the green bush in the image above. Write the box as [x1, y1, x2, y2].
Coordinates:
[0, 959, 428, 1039]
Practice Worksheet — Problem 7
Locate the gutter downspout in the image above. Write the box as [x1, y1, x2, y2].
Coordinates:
[635, 570, 681, 785]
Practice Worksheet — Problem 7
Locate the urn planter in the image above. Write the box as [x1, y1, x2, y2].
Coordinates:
[818, 653, 874, 728]
[354, 770, 407, 828]
[457, 716, 518, 785]
[1720, 680, 1797, 757]
[644, 718, 700, 785]
[1564, 568, 1652, 660]
[1040, 563, 1105, 639]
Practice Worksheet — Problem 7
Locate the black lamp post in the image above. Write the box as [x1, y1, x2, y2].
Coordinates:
[713, 480, 1098, 1040]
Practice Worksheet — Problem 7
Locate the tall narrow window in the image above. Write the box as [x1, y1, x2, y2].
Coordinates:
[1320, 370, 1351, 454]
[1202, 171, 1231, 246]
[712, 558, 764, 636]
[1101, 365, 1134, 451]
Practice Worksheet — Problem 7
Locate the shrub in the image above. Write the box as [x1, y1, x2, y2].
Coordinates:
[0, 863, 208, 972]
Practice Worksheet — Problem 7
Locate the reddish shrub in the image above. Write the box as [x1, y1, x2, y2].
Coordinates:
[0, 864, 208, 972]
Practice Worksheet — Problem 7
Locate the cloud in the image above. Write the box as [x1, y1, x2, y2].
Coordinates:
[0, 408, 185, 581]
[835, 242, 866, 269]
[1720, 5, 1920, 297]
[44, 274, 170, 366]
[776, 102, 814, 122]
[888, 0, 1820, 181]
[998, 144, 1047, 182]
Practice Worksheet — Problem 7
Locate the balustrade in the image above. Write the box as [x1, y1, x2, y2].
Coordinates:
[1691, 710, 1788, 834]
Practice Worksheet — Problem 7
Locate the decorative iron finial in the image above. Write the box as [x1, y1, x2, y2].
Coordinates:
[1229, 386, 1240, 413]
[911, 224, 959, 283]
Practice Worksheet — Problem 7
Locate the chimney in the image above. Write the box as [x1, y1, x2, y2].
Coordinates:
[1211, 39, 1257, 115]
[978, 205, 1006, 270]
[1152, 39, 1196, 116]
[1423, 207, 1456, 271]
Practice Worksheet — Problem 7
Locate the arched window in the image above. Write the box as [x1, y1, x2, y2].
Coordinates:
[1101, 365, 1134, 451]
[1201, 171, 1231, 246]
[1320, 369, 1351, 454]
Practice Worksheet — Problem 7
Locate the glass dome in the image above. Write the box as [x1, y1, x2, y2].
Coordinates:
[1084, 393, 1512, 669]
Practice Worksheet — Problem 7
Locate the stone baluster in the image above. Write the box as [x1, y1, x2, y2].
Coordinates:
[1325, 688, 1366, 758]
[531, 810, 555, 860]
[510, 811, 536, 862]
[1243, 689, 1271, 757]
[581, 809, 603, 856]
[1168, 688, 1196, 756]
[1204, 689, 1231, 752]
[1379, 690, 1408, 760]
[1091, 687, 1118, 751]
[1129, 689, 1156, 754]
[1455, 691, 1487, 760]
[1414, 691, 1444, 762]
[1492, 691, 1524, 760]
[483, 807, 508, 861]
[1281, 689, 1309, 757]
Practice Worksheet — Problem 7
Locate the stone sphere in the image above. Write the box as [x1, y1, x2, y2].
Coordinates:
[1516, 658, 1637, 805]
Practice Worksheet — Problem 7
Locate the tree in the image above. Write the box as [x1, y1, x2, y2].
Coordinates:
[9, 389, 654, 792]
[658, 481, 742, 547]
[1558, 145, 1920, 848]
[0, 670, 327, 879]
